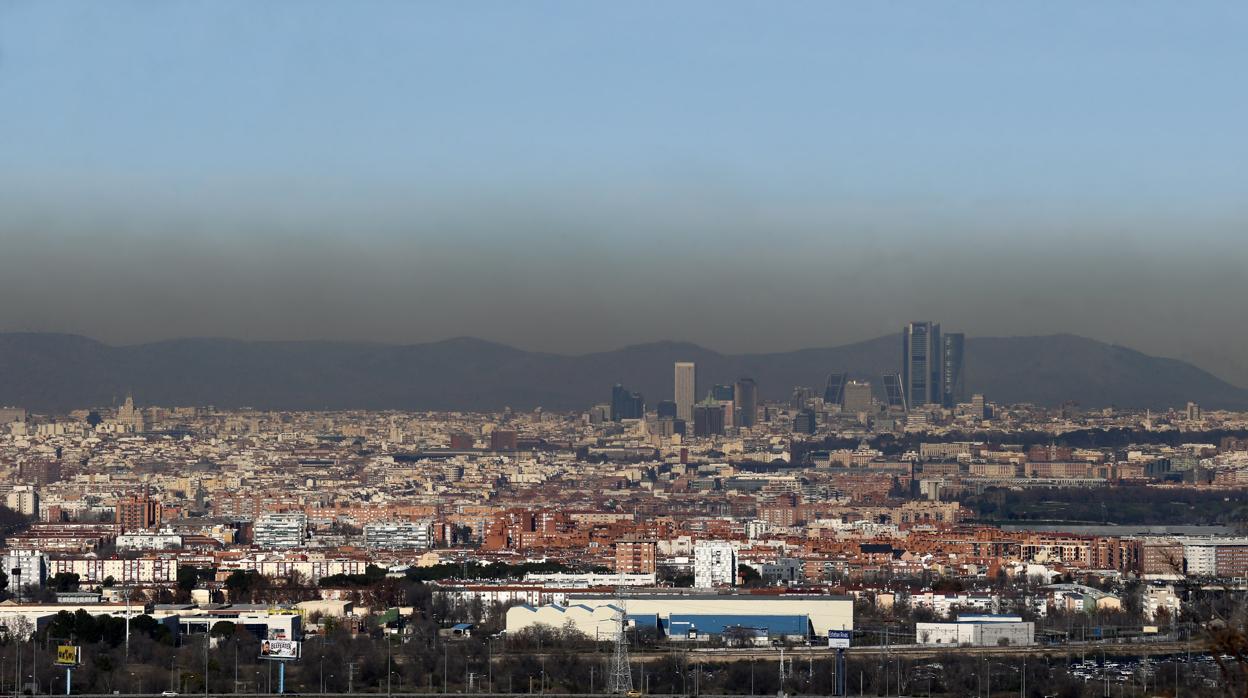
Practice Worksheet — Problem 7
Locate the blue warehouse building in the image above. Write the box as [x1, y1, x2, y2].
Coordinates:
[664, 614, 812, 643]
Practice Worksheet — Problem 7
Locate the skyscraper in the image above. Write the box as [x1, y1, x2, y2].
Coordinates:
[734, 378, 758, 428]
[941, 332, 965, 407]
[790, 386, 812, 409]
[692, 400, 725, 436]
[902, 322, 943, 407]
[116, 394, 144, 432]
[824, 372, 848, 407]
[709, 384, 736, 429]
[793, 408, 817, 434]
[674, 362, 696, 422]
[610, 384, 644, 421]
[881, 372, 907, 411]
[842, 381, 873, 414]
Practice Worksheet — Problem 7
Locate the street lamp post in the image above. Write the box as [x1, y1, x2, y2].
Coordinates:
[487, 636, 494, 693]
[124, 584, 131, 659]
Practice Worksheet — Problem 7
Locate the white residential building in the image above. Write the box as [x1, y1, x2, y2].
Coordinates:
[1142, 585, 1183, 621]
[693, 540, 737, 588]
[363, 521, 433, 549]
[5, 486, 38, 516]
[908, 591, 1000, 618]
[524, 572, 656, 587]
[254, 513, 308, 549]
[47, 556, 179, 584]
[2, 550, 48, 591]
[117, 529, 183, 551]
[219, 555, 367, 583]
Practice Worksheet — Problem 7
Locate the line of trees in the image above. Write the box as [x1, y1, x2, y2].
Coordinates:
[963, 485, 1248, 526]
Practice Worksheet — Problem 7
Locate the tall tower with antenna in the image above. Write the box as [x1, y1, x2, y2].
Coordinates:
[606, 587, 634, 694]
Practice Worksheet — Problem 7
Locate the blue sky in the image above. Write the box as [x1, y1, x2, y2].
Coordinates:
[2, 2, 1247, 383]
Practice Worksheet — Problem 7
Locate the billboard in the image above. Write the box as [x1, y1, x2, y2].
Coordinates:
[55, 646, 81, 666]
[259, 639, 301, 660]
[827, 630, 851, 649]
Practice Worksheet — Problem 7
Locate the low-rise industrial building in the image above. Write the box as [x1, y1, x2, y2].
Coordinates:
[567, 592, 853, 636]
[916, 615, 1035, 647]
[666, 614, 811, 643]
[150, 604, 302, 640]
[506, 603, 631, 640]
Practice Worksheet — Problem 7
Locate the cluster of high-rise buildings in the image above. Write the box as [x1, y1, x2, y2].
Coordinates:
[604, 322, 967, 437]
[901, 321, 965, 409]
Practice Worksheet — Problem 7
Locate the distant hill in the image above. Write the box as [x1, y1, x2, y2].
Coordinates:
[1, 332, 1245, 413]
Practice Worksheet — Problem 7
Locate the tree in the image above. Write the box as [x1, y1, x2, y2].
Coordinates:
[210, 621, 236, 638]
[738, 564, 762, 587]
[223, 570, 270, 602]
[50, 572, 81, 592]
[176, 566, 202, 600]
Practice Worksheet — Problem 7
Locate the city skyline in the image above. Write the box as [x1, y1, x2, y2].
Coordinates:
[4, 2, 1248, 694]
[2, 2, 1247, 388]
[3, 328, 1247, 414]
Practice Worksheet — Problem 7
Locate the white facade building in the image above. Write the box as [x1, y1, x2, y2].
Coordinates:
[908, 591, 1000, 618]
[693, 540, 737, 588]
[0, 603, 143, 640]
[916, 615, 1034, 647]
[5, 486, 38, 516]
[363, 521, 433, 549]
[1183, 541, 1219, 576]
[219, 555, 367, 583]
[524, 572, 656, 587]
[117, 529, 183, 551]
[2, 550, 48, 591]
[506, 603, 625, 640]
[47, 556, 179, 584]
[254, 513, 308, 549]
[568, 593, 854, 636]
[1143, 585, 1183, 621]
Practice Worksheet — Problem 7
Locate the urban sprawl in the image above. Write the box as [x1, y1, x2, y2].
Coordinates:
[2, 323, 1247, 696]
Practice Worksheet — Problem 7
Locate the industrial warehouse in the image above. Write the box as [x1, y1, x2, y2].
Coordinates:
[506, 592, 854, 643]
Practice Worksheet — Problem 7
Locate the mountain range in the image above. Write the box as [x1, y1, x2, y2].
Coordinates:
[1, 332, 1245, 413]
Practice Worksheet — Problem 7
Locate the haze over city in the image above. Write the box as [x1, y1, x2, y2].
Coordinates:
[2, 2, 1247, 385]
[4, 3, 1248, 697]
